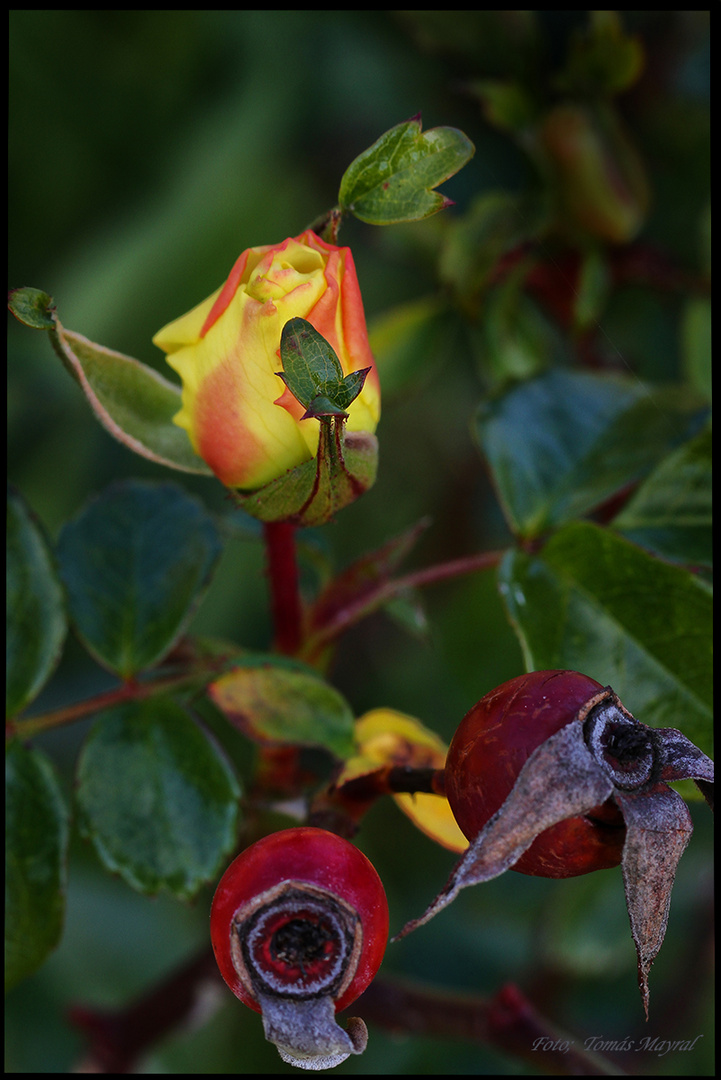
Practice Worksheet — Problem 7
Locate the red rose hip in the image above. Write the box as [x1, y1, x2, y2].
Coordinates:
[398, 670, 712, 1017]
[445, 670, 626, 877]
[210, 826, 388, 1070]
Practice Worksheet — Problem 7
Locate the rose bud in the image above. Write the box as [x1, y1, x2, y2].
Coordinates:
[153, 231, 380, 493]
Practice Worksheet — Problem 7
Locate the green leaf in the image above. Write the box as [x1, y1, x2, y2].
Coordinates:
[498, 522, 712, 753]
[338, 114, 475, 224]
[612, 426, 712, 567]
[383, 588, 429, 641]
[6, 487, 67, 717]
[5, 740, 69, 991]
[7, 286, 56, 330]
[56, 480, 222, 678]
[278, 318, 369, 417]
[571, 249, 611, 331]
[209, 656, 356, 760]
[10, 290, 212, 474]
[53, 325, 213, 474]
[476, 369, 708, 538]
[75, 698, 240, 899]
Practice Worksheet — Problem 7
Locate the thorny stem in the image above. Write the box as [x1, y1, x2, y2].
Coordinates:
[263, 520, 304, 655]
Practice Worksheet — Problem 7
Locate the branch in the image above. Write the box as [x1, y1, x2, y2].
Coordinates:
[355, 977, 623, 1076]
[67, 947, 621, 1075]
[7, 665, 219, 740]
[301, 548, 506, 664]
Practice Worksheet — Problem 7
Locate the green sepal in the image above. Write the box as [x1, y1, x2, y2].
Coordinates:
[338, 114, 475, 224]
[234, 407, 377, 528]
[7, 288, 211, 475]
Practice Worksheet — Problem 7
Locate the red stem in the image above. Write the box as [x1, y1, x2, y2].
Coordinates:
[7, 667, 217, 740]
[301, 548, 505, 664]
[263, 520, 304, 655]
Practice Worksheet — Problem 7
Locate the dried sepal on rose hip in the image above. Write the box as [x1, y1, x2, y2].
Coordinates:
[211, 826, 388, 1070]
[395, 670, 713, 1017]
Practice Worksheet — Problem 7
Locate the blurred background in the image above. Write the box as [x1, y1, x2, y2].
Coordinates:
[8, 10, 711, 1074]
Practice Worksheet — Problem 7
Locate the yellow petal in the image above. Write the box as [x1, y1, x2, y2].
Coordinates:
[340, 708, 469, 853]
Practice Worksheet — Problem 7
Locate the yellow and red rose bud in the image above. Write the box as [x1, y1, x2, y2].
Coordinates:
[153, 230, 380, 492]
[535, 103, 649, 245]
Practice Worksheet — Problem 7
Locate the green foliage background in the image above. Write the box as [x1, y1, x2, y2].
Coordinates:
[8, 10, 711, 1075]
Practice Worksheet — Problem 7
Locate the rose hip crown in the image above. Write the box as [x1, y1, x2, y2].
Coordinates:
[211, 826, 389, 1070]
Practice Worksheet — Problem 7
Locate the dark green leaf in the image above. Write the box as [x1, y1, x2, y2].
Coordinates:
[5, 741, 69, 991]
[338, 114, 475, 225]
[6, 487, 67, 717]
[471, 275, 560, 386]
[612, 426, 712, 566]
[56, 480, 222, 677]
[277, 318, 369, 420]
[476, 370, 708, 538]
[572, 249, 611, 331]
[302, 395, 349, 420]
[209, 657, 356, 760]
[498, 522, 712, 752]
[75, 698, 240, 898]
[7, 286, 56, 329]
[383, 588, 429, 641]
[279, 318, 343, 409]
